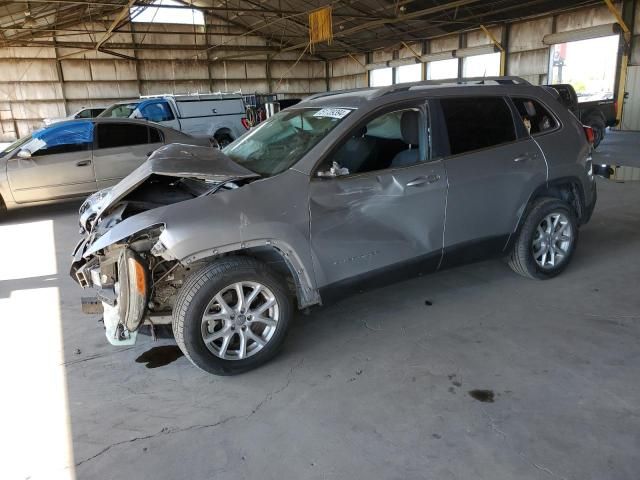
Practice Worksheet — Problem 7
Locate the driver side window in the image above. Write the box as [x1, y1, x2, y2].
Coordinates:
[319, 107, 425, 177]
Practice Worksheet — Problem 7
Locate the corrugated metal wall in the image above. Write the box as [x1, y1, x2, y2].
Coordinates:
[0, 17, 327, 140]
[329, 3, 626, 93]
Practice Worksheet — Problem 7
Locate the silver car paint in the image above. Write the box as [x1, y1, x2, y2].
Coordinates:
[75, 81, 596, 312]
[0, 118, 209, 211]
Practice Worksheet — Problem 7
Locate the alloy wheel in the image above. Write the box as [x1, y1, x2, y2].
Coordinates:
[532, 212, 573, 269]
[201, 281, 279, 360]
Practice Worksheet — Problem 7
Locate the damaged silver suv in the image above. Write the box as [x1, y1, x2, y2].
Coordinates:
[71, 77, 597, 375]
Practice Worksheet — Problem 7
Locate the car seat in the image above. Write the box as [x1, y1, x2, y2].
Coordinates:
[390, 111, 420, 167]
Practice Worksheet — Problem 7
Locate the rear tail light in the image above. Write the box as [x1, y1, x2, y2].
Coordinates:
[241, 117, 250, 130]
[614, 100, 618, 116]
[583, 125, 595, 145]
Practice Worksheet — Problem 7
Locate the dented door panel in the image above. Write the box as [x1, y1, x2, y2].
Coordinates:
[309, 161, 447, 287]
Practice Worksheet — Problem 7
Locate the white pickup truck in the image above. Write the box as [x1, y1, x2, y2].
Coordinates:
[99, 93, 249, 147]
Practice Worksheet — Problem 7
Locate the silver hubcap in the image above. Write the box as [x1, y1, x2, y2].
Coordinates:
[201, 281, 279, 360]
[532, 212, 573, 269]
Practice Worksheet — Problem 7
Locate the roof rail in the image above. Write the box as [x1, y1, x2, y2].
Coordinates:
[370, 76, 531, 98]
[299, 86, 375, 104]
[138, 92, 242, 99]
[298, 76, 532, 104]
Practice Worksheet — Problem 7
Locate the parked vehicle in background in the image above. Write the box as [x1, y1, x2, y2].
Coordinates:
[0, 118, 209, 214]
[42, 106, 106, 127]
[546, 83, 617, 147]
[71, 77, 597, 375]
[243, 93, 302, 127]
[99, 93, 249, 147]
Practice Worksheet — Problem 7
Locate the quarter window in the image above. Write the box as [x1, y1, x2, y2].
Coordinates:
[97, 123, 150, 148]
[511, 98, 557, 135]
[439, 97, 515, 155]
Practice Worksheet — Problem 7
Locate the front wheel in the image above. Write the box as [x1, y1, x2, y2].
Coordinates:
[172, 257, 293, 375]
[508, 197, 579, 279]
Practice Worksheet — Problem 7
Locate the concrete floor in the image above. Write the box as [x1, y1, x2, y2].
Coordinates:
[3, 161, 640, 479]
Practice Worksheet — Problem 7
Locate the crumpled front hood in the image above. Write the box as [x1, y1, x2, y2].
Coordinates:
[91, 143, 259, 224]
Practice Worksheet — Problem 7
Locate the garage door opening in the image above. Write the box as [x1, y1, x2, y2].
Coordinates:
[463, 52, 501, 78]
[369, 67, 393, 87]
[549, 35, 619, 102]
[427, 58, 458, 80]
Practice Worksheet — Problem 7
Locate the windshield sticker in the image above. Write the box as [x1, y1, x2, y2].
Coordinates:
[313, 108, 351, 119]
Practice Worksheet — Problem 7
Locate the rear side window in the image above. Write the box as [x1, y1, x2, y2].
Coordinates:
[511, 98, 558, 135]
[76, 109, 92, 119]
[439, 97, 516, 155]
[97, 123, 149, 148]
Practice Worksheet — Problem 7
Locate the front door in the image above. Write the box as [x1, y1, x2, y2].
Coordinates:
[309, 105, 447, 288]
[6, 121, 96, 203]
[431, 96, 547, 265]
[92, 123, 163, 189]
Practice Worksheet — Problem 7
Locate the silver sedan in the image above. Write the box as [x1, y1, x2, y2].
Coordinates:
[0, 117, 211, 214]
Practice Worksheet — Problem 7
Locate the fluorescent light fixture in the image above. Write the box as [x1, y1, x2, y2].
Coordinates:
[388, 57, 419, 68]
[455, 44, 499, 58]
[365, 61, 390, 71]
[419, 51, 455, 63]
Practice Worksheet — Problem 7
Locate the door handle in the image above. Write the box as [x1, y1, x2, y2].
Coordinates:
[146, 151, 153, 157]
[406, 175, 440, 187]
[406, 176, 428, 187]
[76, 160, 92, 167]
[513, 154, 531, 163]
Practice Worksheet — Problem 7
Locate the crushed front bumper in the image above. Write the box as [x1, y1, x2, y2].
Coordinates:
[72, 245, 150, 346]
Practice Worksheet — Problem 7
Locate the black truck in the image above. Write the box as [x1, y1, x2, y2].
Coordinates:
[545, 83, 618, 147]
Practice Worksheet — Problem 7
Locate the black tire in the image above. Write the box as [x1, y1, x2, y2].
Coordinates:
[508, 197, 579, 280]
[172, 256, 293, 375]
[586, 116, 606, 148]
[0, 194, 6, 219]
[214, 133, 234, 148]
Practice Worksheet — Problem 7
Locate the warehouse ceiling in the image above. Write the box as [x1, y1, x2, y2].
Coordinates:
[0, 0, 606, 60]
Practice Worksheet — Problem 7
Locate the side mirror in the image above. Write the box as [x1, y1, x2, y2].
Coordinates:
[17, 149, 31, 159]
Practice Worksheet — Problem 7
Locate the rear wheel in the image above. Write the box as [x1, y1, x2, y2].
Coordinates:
[508, 197, 579, 279]
[214, 133, 234, 148]
[172, 257, 292, 375]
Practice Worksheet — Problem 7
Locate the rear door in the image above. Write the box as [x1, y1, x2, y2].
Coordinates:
[432, 96, 547, 266]
[6, 122, 96, 203]
[92, 123, 164, 189]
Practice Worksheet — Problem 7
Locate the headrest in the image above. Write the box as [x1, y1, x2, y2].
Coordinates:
[523, 100, 536, 117]
[400, 110, 420, 146]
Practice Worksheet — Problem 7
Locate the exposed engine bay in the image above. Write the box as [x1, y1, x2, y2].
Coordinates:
[71, 144, 260, 345]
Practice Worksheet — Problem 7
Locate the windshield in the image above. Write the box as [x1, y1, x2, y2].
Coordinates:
[223, 107, 352, 176]
[99, 102, 139, 118]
